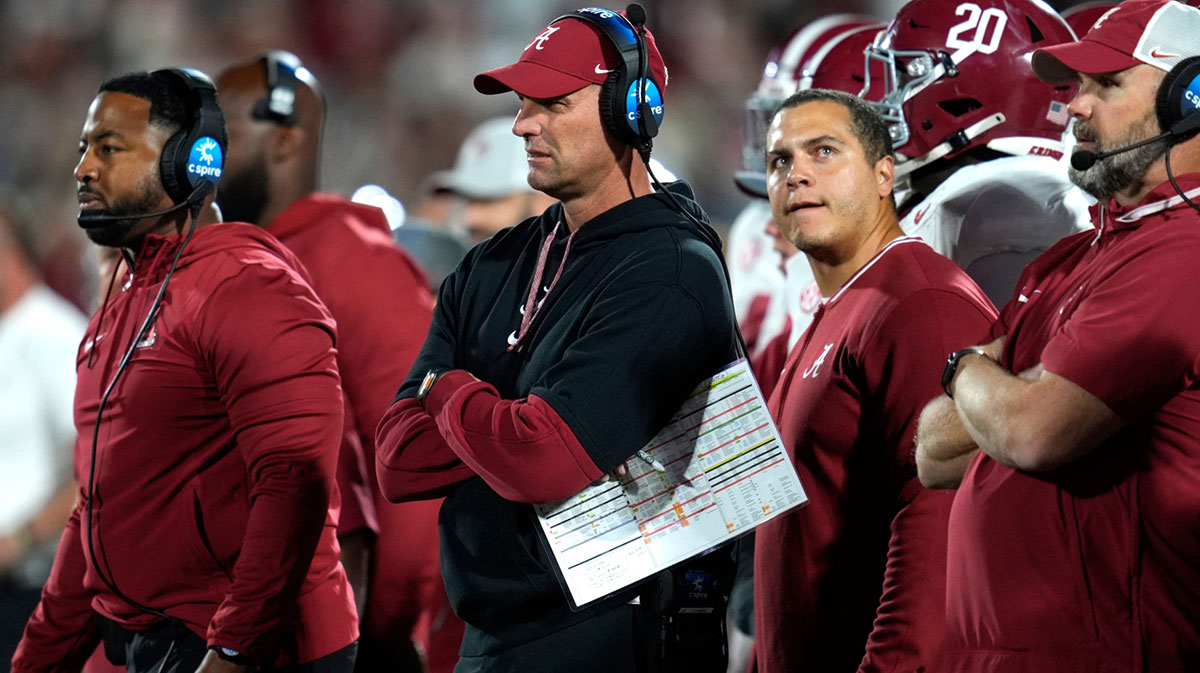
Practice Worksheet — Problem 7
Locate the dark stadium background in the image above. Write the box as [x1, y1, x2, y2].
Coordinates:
[0, 0, 1083, 313]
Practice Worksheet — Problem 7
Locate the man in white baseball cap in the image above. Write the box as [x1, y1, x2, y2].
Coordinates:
[432, 117, 555, 245]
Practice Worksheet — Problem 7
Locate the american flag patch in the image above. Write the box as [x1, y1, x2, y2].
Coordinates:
[1046, 101, 1069, 126]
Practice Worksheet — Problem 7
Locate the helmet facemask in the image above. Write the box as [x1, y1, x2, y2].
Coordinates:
[859, 0, 1077, 178]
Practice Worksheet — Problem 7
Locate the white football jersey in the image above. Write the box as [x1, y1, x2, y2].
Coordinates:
[782, 253, 824, 352]
[778, 154, 1092, 351]
[727, 199, 790, 357]
[899, 154, 1093, 308]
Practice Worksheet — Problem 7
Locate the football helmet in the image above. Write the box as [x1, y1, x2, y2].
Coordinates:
[800, 23, 887, 98]
[862, 0, 1078, 176]
[737, 14, 877, 196]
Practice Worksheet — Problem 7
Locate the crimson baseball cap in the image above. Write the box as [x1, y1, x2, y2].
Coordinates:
[1032, 0, 1200, 83]
[473, 10, 668, 99]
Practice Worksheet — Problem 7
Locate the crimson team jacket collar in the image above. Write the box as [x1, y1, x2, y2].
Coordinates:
[1092, 172, 1200, 238]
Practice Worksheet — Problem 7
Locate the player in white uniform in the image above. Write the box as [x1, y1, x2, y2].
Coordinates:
[726, 200, 787, 357]
[861, 0, 1092, 309]
[897, 154, 1092, 305]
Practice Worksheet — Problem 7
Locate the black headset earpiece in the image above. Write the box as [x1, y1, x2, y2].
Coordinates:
[555, 5, 663, 152]
[598, 66, 632, 146]
[1155, 55, 1200, 140]
[154, 68, 227, 207]
[253, 49, 302, 125]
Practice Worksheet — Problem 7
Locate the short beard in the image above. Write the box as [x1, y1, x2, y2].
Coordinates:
[215, 154, 269, 225]
[1069, 113, 1165, 200]
[84, 173, 168, 247]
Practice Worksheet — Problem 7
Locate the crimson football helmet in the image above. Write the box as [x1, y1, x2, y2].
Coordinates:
[862, 0, 1078, 176]
[800, 23, 887, 98]
[737, 14, 877, 196]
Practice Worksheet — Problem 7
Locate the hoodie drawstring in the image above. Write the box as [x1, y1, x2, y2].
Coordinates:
[508, 221, 575, 353]
[87, 255, 125, 369]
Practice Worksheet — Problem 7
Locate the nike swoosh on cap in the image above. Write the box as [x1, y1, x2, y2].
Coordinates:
[595, 65, 615, 74]
[1150, 48, 1179, 58]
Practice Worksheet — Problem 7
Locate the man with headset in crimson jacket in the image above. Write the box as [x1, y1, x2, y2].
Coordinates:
[214, 52, 459, 673]
[375, 6, 741, 673]
[13, 69, 357, 672]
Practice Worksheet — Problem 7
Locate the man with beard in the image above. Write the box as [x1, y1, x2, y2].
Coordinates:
[214, 52, 457, 673]
[915, 1, 1200, 670]
[13, 69, 357, 671]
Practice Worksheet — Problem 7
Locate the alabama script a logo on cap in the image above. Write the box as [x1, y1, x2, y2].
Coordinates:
[1091, 6, 1120, 32]
[527, 26, 559, 51]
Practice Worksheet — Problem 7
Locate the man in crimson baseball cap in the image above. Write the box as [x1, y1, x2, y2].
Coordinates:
[1029, 0, 1200, 201]
[473, 9, 667, 100]
[376, 5, 743, 673]
[924, 2, 1200, 671]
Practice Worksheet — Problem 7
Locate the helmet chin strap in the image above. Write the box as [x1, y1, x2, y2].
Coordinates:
[894, 113, 1006, 178]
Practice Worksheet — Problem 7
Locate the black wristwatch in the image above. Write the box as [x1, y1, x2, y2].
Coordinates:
[416, 369, 445, 409]
[210, 646, 252, 666]
[941, 347, 990, 398]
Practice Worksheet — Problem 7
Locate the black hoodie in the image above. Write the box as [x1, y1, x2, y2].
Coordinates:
[378, 183, 740, 660]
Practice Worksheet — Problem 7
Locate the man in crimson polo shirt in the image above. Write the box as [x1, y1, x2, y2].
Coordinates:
[753, 89, 996, 673]
[215, 53, 461, 673]
[917, 1, 1200, 670]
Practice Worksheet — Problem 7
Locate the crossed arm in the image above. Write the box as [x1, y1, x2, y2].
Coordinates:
[916, 336, 1124, 488]
[376, 273, 729, 505]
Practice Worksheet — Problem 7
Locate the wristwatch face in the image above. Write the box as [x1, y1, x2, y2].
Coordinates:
[941, 351, 962, 393]
[941, 347, 985, 397]
[417, 370, 439, 403]
[212, 646, 248, 665]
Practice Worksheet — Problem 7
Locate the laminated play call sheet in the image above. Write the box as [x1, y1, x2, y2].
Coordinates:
[534, 359, 808, 607]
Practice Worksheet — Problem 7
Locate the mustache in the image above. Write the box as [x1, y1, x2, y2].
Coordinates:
[1074, 120, 1098, 144]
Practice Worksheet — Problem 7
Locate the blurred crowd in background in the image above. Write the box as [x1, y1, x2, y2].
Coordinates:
[1, 0, 948, 314]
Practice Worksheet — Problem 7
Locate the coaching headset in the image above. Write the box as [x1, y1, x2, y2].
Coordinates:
[1071, 55, 1200, 169]
[1156, 56, 1200, 143]
[555, 5, 664, 156]
[1071, 55, 1200, 214]
[158, 68, 227, 207]
[252, 49, 302, 126]
[77, 67, 226, 230]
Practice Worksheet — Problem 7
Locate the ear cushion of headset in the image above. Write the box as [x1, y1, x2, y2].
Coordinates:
[159, 130, 189, 205]
[1158, 56, 1200, 135]
[600, 71, 634, 146]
